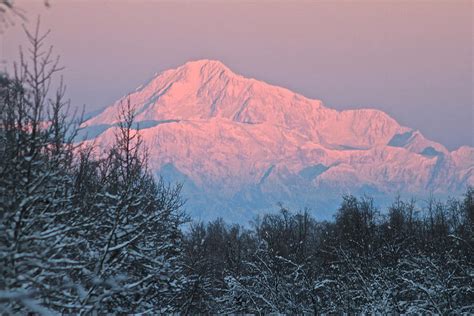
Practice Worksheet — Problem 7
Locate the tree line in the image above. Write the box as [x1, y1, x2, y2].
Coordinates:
[182, 191, 472, 314]
[0, 25, 472, 314]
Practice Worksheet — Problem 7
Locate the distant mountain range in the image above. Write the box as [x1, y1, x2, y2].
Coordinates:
[80, 60, 473, 222]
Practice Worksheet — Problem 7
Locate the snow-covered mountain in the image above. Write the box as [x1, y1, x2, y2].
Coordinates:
[80, 60, 473, 222]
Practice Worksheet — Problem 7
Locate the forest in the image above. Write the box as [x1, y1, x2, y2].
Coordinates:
[0, 25, 473, 314]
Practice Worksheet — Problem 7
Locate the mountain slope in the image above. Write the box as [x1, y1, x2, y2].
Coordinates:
[81, 60, 473, 222]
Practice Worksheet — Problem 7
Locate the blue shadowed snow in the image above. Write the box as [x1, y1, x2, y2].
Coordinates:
[75, 120, 181, 141]
[258, 165, 275, 185]
[420, 146, 442, 157]
[299, 164, 329, 180]
[76, 124, 112, 141]
[388, 131, 414, 147]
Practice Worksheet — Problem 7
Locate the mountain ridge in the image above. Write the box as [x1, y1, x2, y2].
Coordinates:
[80, 59, 473, 222]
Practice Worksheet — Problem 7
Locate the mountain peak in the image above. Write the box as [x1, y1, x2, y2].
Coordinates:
[174, 59, 234, 79]
[181, 59, 229, 69]
[82, 59, 394, 142]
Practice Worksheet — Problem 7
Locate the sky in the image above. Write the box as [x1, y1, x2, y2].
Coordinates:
[2, 0, 472, 150]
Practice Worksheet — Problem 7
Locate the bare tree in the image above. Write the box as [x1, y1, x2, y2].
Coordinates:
[0, 1, 50, 32]
[0, 20, 83, 314]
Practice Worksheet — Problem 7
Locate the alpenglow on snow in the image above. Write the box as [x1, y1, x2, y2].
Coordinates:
[79, 60, 474, 222]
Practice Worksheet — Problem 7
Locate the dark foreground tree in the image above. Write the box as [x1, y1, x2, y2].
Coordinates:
[0, 22, 82, 313]
[0, 23, 187, 314]
[68, 100, 188, 313]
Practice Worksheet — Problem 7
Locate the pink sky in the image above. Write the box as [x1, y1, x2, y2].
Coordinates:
[2, 0, 472, 150]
